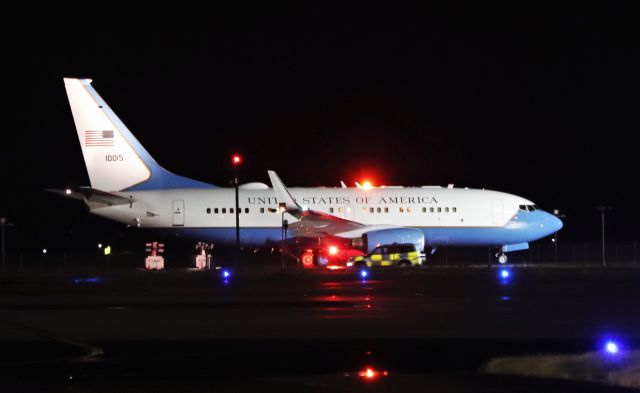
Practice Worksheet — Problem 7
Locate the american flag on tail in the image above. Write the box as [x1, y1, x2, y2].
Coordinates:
[85, 130, 114, 147]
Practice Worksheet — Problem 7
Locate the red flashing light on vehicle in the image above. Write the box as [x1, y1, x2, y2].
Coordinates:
[328, 245, 339, 255]
[301, 249, 314, 268]
[231, 154, 242, 166]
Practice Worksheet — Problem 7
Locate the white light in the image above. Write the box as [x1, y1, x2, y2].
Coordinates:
[98, 243, 102, 248]
[42, 249, 47, 254]
[65, 189, 72, 195]
[605, 341, 619, 355]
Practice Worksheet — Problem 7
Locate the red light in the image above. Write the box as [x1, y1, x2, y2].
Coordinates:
[328, 245, 339, 255]
[362, 180, 373, 190]
[359, 367, 378, 379]
[358, 367, 387, 380]
[302, 251, 314, 268]
[231, 154, 242, 165]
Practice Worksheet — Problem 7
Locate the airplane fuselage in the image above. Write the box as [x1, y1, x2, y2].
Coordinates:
[93, 186, 562, 248]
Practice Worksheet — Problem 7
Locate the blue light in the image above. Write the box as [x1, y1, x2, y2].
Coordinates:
[73, 276, 101, 284]
[360, 270, 368, 279]
[222, 270, 230, 279]
[500, 269, 510, 279]
[605, 340, 619, 355]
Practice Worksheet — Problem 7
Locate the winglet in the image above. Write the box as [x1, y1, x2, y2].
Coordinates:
[267, 170, 303, 215]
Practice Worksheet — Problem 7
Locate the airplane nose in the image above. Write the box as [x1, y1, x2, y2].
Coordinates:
[546, 211, 563, 234]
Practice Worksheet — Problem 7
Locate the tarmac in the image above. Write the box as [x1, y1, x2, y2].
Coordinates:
[0, 263, 639, 391]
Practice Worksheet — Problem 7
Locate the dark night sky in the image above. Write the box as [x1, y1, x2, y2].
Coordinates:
[2, 5, 640, 252]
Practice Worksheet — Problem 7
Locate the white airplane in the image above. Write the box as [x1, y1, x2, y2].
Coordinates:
[54, 78, 562, 263]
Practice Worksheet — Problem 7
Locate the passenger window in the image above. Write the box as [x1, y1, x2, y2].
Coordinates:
[445, 207, 450, 213]
[214, 208, 219, 214]
[370, 207, 374, 213]
[338, 207, 343, 213]
[453, 207, 457, 213]
[245, 208, 249, 214]
[384, 207, 389, 213]
[437, 207, 442, 213]
[399, 207, 404, 213]
[377, 207, 381, 213]
[407, 207, 412, 213]
[260, 208, 264, 213]
[422, 207, 426, 213]
[222, 208, 226, 214]
[330, 207, 334, 213]
[206, 208, 211, 214]
[230, 208, 234, 214]
[430, 207, 434, 213]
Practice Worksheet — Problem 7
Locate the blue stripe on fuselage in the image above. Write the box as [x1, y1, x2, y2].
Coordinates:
[150, 210, 562, 249]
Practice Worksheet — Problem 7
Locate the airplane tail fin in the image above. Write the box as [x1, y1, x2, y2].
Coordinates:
[63, 78, 214, 192]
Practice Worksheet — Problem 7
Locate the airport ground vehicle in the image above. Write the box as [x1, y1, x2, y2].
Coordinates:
[299, 238, 365, 269]
[350, 244, 422, 268]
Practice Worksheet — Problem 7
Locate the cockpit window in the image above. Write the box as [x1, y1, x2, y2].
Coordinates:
[519, 204, 537, 212]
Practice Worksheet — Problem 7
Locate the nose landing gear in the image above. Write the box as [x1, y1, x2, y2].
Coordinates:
[496, 252, 508, 264]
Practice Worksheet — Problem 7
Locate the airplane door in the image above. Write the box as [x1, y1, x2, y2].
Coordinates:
[172, 200, 185, 226]
[491, 199, 503, 225]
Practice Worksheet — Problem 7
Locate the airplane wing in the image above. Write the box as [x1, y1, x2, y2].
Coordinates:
[286, 209, 367, 238]
[268, 169, 425, 239]
[267, 170, 366, 237]
[267, 171, 425, 251]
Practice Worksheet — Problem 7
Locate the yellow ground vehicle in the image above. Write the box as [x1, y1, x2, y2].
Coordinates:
[351, 244, 422, 268]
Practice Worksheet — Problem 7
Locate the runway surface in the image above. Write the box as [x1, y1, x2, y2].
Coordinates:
[0, 265, 639, 391]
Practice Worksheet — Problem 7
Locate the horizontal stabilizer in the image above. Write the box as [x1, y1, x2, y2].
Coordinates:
[47, 187, 135, 207]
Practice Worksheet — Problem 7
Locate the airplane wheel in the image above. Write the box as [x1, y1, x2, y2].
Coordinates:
[497, 253, 508, 264]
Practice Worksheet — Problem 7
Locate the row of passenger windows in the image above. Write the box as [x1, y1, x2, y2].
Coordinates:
[206, 207, 251, 214]
[328, 206, 458, 214]
[206, 207, 283, 214]
[206, 206, 458, 215]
